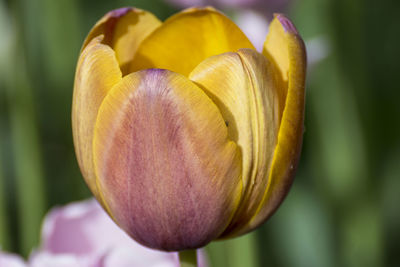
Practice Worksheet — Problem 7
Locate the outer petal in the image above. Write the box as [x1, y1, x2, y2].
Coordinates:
[190, 48, 284, 237]
[243, 14, 306, 232]
[93, 69, 243, 250]
[83, 7, 161, 74]
[130, 7, 255, 76]
[72, 35, 122, 207]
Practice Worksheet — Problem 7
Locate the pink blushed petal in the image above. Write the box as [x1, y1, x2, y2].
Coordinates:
[0, 251, 26, 267]
[106, 7, 132, 18]
[275, 13, 298, 34]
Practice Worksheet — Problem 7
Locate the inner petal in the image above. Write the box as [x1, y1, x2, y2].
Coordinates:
[82, 7, 162, 74]
[130, 7, 255, 76]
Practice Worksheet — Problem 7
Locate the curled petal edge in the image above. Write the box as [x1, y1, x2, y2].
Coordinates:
[243, 13, 307, 234]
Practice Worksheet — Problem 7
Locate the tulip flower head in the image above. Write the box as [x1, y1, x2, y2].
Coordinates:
[72, 6, 306, 251]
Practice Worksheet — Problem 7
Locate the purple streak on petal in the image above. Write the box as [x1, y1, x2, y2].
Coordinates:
[107, 7, 132, 19]
[146, 68, 168, 74]
[95, 7, 134, 46]
[275, 13, 298, 34]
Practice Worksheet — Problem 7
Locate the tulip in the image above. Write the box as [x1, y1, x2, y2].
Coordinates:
[72, 6, 306, 252]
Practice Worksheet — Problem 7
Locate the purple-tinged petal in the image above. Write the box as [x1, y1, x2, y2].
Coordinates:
[275, 13, 298, 34]
[106, 7, 132, 18]
[93, 69, 242, 250]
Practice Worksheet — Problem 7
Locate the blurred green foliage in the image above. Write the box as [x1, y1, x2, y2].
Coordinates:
[0, 0, 399, 266]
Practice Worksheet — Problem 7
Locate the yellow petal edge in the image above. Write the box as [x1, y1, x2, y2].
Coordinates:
[245, 14, 307, 233]
[73, 7, 161, 214]
[190, 48, 284, 236]
[83, 7, 161, 74]
[72, 35, 122, 207]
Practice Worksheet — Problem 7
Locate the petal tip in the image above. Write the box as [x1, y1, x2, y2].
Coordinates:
[274, 13, 298, 34]
[106, 7, 134, 18]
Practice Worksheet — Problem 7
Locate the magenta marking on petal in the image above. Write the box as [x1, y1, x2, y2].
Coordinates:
[146, 68, 167, 73]
[145, 69, 168, 83]
[107, 7, 132, 18]
[275, 13, 298, 34]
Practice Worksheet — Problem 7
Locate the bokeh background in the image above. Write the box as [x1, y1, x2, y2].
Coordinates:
[0, 0, 399, 266]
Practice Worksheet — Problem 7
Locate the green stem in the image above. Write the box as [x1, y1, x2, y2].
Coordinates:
[226, 232, 259, 267]
[179, 250, 198, 267]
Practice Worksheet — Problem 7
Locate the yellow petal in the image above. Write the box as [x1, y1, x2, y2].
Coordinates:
[244, 14, 306, 232]
[130, 7, 255, 76]
[93, 69, 243, 250]
[83, 7, 161, 74]
[190, 48, 284, 237]
[72, 35, 122, 206]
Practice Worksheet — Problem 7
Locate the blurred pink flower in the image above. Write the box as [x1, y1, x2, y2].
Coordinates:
[0, 199, 207, 267]
[0, 251, 26, 267]
[235, 10, 269, 51]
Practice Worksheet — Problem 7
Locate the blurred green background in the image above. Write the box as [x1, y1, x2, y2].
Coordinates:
[0, 0, 399, 266]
